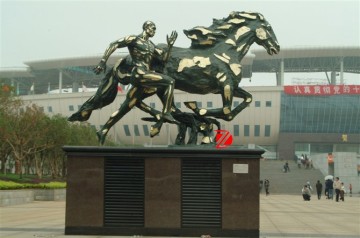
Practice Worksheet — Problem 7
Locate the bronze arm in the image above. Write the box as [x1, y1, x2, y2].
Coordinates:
[163, 31, 178, 63]
[93, 36, 136, 75]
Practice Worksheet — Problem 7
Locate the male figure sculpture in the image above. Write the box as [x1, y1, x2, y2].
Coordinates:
[93, 21, 178, 144]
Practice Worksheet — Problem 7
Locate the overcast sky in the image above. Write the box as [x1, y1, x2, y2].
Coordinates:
[1, 0, 359, 84]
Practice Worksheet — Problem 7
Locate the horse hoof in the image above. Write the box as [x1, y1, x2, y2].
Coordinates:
[150, 126, 160, 137]
[150, 122, 163, 137]
[184, 101, 198, 110]
[96, 131, 106, 145]
[68, 110, 91, 122]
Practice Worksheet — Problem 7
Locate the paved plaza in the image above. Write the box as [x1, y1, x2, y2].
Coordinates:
[0, 194, 359, 238]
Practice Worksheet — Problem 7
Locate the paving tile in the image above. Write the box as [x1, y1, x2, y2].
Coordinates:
[0, 195, 359, 237]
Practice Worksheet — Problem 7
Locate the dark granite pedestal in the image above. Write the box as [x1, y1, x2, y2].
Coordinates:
[63, 146, 264, 237]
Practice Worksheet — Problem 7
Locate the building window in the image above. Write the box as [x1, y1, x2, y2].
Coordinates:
[233, 101, 240, 107]
[197, 102, 202, 108]
[150, 102, 156, 108]
[254, 125, 260, 137]
[175, 102, 181, 109]
[207, 101, 213, 108]
[78, 105, 82, 110]
[123, 125, 131, 136]
[265, 125, 271, 137]
[69, 105, 74, 111]
[244, 125, 250, 136]
[134, 125, 140, 136]
[255, 101, 261, 107]
[233, 125, 240, 136]
[266, 101, 272, 107]
[47, 106, 52, 113]
[143, 125, 149, 136]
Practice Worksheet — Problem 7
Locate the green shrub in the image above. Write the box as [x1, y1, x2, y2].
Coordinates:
[0, 181, 26, 190]
[38, 182, 66, 189]
[0, 180, 66, 190]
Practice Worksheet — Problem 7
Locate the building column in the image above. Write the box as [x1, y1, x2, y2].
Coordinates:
[276, 59, 284, 86]
[59, 70, 63, 94]
[72, 81, 79, 93]
[331, 71, 336, 85]
[339, 57, 344, 85]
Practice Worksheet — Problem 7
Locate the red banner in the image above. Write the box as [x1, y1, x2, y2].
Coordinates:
[284, 85, 360, 96]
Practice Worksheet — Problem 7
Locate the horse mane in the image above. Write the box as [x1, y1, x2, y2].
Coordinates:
[184, 11, 262, 48]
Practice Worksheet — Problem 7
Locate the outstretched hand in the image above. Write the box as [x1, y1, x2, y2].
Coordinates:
[167, 31, 178, 46]
[93, 60, 107, 75]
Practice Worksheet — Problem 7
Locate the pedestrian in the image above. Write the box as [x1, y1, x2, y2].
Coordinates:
[283, 163, 287, 173]
[316, 180, 323, 200]
[325, 179, 334, 199]
[349, 183, 352, 197]
[340, 182, 346, 201]
[302, 185, 311, 201]
[285, 161, 290, 172]
[264, 179, 270, 196]
[309, 158, 313, 169]
[333, 177, 342, 202]
[297, 158, 302, 169]
[306, 181, 313, 192]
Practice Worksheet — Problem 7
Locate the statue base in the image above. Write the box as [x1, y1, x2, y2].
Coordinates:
[63, 145, 264, 237]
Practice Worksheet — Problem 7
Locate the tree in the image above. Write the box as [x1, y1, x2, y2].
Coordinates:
[4, 104, 53, 178]
[1, 85, 115, 178]
[0, 85, 21, 173]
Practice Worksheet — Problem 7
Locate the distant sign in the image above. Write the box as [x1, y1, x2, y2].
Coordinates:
[284, 85, 360, 96]
[233, 164, 249, 174]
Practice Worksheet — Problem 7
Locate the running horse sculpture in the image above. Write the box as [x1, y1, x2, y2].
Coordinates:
[68, 11, 280, 145]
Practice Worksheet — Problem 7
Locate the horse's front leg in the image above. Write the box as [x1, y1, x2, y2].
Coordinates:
[185, 80, 235, 121]
[229, 86, 253, 118]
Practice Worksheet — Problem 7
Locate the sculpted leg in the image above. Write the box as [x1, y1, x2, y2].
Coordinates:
[68, 70, 118, 122]
[97, 87, 141, 145]
[132, 72, 178, 136]
[135, 71, 177, 123]
[229, 87, 252, 118]
[184, 81, 234, 121]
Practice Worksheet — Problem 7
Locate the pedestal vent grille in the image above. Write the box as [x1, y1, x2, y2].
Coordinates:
[181, 158, 222, 228]
[104, 157, 144, 227]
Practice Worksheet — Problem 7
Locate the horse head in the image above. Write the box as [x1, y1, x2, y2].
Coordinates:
[184, 11, 280, 56]
[224, 11, 280, 55]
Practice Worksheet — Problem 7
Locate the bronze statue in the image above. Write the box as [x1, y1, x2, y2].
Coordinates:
[68, 11, 280, 145]
[70, 21, 178, 144]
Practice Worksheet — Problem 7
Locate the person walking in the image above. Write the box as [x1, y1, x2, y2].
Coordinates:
[302, 185, 311, 201]
[349, 183, 352, 197]
[315, 180, 323, 200]
[285, 162, 290, 172]
[306, 181, 313, 192]
[333, 177, 342, 202]
[340, 182, 346, 201]
[297, 157, 302, 168]
[264, 179, 270, 196]
[325, 179, 334, 199]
